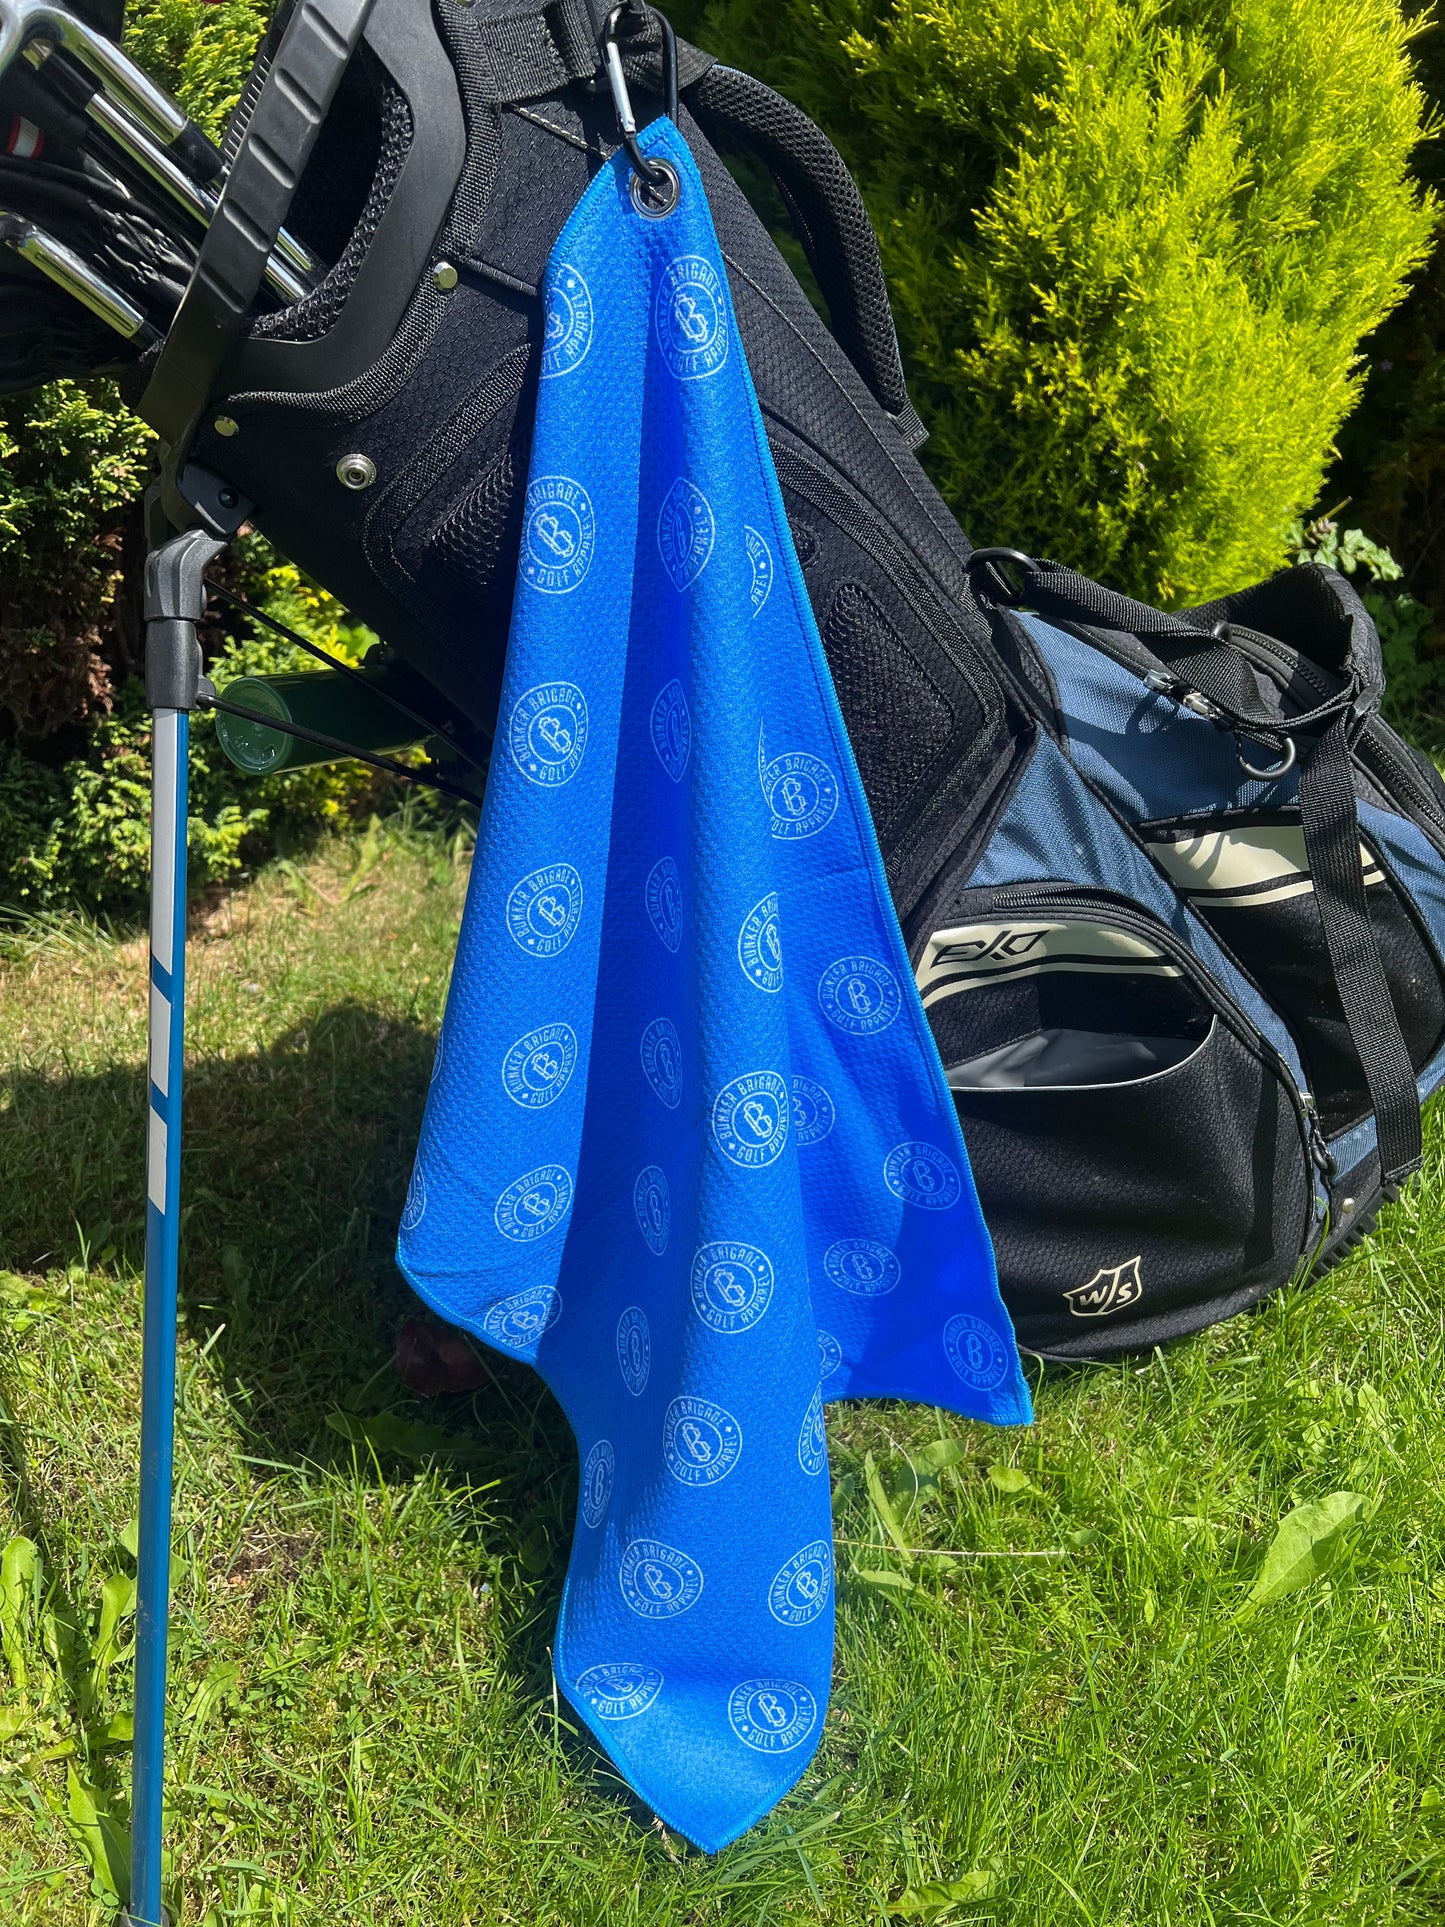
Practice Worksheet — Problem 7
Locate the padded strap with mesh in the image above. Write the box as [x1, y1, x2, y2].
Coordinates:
[685, 63, 919, 436]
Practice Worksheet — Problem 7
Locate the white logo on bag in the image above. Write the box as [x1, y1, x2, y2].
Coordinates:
[816, 1329, 842, 1379]
[541, 262, 593, 379]
[824, 1237, 900, 1296]
[1065, 1256, 1143, 1318]
[797, 1387, 827, 1476]
[506, 863, 583, 957]
[728, 1678, 818, 1752]
[620, 1539, 704, 1618]
[663, 1396, 743, 1486]
[738, 891, 783, 993]
[400, 1162, 426, 1232]
[690, 1240, 775, 1333]
[883, 1141, 962, 1210]
[711, 1070, 790, 1168]
[645, 855, 683, 952]
[574, 1661, 662, 1719]
[494, 1166, 573, 1243]
[943, 1313, 1011, 1392]
[501, 1021, 578, 1109]
[758, 724, 839, 841]
[580, 1439, 615, 1528]
[507, 681, 588, 786]
[818, 955, 901, 1034]
[482, 1283, 563, 1347]
[633, 1165, 670, 1256]
[768, 1542, 832, 1627]
[616, 1305, 651, 1395]
[744, 525, 774, 617]
[657, 477, 715, 591]
[790, 1075, 835, 1146]
[655, 255, 729, 379]
[522, 476, 595, 593]
[640, 1017, 684, 1109]
[650, 680, 693, 782]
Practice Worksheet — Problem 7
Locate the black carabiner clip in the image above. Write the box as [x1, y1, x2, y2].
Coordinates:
[601, 3, 681, 217]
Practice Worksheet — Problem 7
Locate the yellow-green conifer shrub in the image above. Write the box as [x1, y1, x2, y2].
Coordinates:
[676, 0, 1438, 603]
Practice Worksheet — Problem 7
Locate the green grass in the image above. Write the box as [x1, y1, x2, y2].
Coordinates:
[1, 818, 1443, 1925]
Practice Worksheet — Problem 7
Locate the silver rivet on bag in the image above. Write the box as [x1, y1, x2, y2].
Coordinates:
[336, 454, 377, 491]
[431, 261, 458, 291]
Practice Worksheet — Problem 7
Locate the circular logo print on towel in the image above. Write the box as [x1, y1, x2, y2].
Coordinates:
[768, 1541, 832, 1627]
[507, 863, 582, 958]
[581, 1439, 615, 1529]
[400, 1163, 426, 1232]
[818, 955, 901, 1035]
[575, 1662, 662, 1720]
[633, 1165, 670, 1256]
[482, 1284, 562, 1349]
[824, 1237, 900, 1297]
[728, 1679, 818, 1753]
[762, 749, 838, 842]
[658, 477, 715, 592]
[640, 1017, 684, 1110]
[501, 1021, 578, 1110]
[522, 475, 595, 594]
[621, 1539, 704, 1619]
[494, 1165, 572, 1243]
[508, 681, 588, 786]
[944, 1313, 1012, 1393]
[541, 262, 593, 379]
[690, 1240, 774, 1333]
[655, 254, 728, 379]
[617, 1305, 651, 1395]
[712, 1070, 790, 1169]
[791, 1075, 835, 1147]
[645, 856, 683, 952]
[884, 1141, 962, 1210]
[664, 1396, 743, 1487]
[744, 525, 774, 618]
[797, 1387, 827, 1477]
[650, 679, 693, 782]
[738, 891, 783, 993]
[817, 1329, 842, 1380]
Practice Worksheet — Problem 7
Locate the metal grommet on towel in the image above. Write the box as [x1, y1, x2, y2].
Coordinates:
[1237, 735, 1297, 782]
[601, 2, 681, 210]
[630, 159, 680, 218]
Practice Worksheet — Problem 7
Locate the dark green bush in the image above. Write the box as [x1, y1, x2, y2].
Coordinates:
[676, 0, 1438, 605]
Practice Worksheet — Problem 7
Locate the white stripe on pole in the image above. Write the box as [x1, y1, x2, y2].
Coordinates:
[150, 713, 179, 977]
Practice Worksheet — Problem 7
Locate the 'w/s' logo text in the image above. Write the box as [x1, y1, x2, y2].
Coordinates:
[1065, 1255, 1143, 1318]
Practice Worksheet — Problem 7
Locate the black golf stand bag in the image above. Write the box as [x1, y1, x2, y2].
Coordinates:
[5, 0, 1445, 1912]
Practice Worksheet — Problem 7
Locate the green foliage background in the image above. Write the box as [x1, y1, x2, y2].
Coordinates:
[671, 0, 1438, 604]
[0, 0, 391, 917]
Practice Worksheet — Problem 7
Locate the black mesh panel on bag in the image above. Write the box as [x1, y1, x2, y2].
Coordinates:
[823, 580, 956, 825]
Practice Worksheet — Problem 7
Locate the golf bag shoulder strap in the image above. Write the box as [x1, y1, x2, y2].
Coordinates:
[685, 60, 918, 436]
[972, 553, 1423, 1186]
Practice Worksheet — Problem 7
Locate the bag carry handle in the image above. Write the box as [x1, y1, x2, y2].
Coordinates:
[968, 550, 1423, 1188]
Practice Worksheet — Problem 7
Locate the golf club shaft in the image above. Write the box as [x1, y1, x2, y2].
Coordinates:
[0, 207, 159, 339]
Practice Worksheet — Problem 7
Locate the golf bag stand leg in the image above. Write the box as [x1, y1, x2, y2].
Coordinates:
[127, 524, 224, 1927]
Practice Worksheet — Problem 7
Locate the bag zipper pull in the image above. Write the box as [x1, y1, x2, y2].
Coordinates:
[1301, 1091, 1337, 1181]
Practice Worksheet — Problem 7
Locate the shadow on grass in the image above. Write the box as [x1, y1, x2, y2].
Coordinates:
[0, 999, 669, 1823]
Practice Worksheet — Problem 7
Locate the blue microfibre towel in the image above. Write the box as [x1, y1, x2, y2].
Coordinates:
[398, 119, 1032, 1854]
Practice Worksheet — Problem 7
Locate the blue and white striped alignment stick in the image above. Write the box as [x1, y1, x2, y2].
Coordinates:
[128, 704, 189, 1927]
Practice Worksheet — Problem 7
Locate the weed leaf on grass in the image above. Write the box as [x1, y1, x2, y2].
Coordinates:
[1236, 1490, 1370, 1619]
[889, 1867, 1000, 1918]
[0, 1535, 38, 1690]
[65, 1764, 129, 1905]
